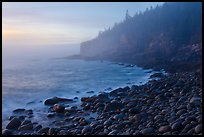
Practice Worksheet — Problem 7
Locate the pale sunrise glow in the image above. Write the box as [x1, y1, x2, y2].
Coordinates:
[2, 2, 163, 46]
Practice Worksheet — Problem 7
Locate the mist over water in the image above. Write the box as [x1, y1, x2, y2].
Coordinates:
[2, 44, 80, 68]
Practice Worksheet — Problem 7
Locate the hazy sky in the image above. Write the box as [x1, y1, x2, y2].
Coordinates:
[2, 2, 164, 46]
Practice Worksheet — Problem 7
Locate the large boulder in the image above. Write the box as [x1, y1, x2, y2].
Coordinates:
[104, 100, 124, 112]
[44, 97, 73, 105]
[6, 117, 21, 129]
[52, 104, 65, 113]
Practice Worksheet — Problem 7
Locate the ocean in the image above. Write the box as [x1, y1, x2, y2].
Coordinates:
[2, 58, 159, 128]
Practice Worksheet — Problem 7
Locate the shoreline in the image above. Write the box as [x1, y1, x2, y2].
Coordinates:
[2, 66, 202, 135]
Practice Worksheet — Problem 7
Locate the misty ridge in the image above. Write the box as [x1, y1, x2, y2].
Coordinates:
[73, 2, 202, 73]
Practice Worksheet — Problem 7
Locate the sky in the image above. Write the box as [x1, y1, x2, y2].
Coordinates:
[2, 2, 164, 65]
[2, 2, 164, 46]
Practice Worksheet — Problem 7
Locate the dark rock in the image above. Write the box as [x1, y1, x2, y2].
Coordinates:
[176, 109, 187, 116]
[108, 130, 119, 135]
[53, 104, 65, 113]
[2, 129, 12, 135]
[13, 108, 26, 113]
[48, 128, 57, 135]
[109, 88, 124, 96]
[81, 126, 93, 134]
[129, 107, 140, 114]
[158, 125, 171, 133]
[6, 117, 21, 129]
[25, 109, 33, 115]
[34, 125, 42, 131]
[44, 97, 73, 105]
[154, 115, 164, 121]
[194, 124, 202, 134]
[113, 114, 125, 120]
[150, 73, 164, 78]
[47, 113, 55, 118]
[141, 128, 154, 135]
[171, 121, 184, 131]
[81, 97, 96, 102]
[190, 97, 201, 106]
[104, 101, 124, 111]
[74, 97, 78, 99]
[86, 91, 94, 93]
[103, 119, 113, 127]
[21, 120, 31, 125]
[38, 127, 50, 134]
[9, 116, 15, 120]
[18, 123, 33, 130]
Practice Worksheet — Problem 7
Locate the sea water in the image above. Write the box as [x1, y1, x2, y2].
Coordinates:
[2, 58, 158, 127]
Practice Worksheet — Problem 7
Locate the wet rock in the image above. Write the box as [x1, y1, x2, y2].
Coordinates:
[109, 88, 124, 96]
[86, 91, 94, 93]
[171, 121, 184, 131]
[25, 109, 33, 115]
[194, 124, 202, 134]
[18, 123, 33, 130]
[53, 104, 65, 113]
[176, 109, 187, 116]
[108, 130, 119, 135]
[38, 127, 50, 134]
[44, 97, 73, 105]
[158, 125, 171, 133]
[6, 117, 21, 129]
[34, 125, 42, 131]
[104, 101, 124, 111]
[129, 107, 140, 114]
[2, 129, 12, 135]
[21, 120, 31, 125]
[154, 114, 164, 120]
[13, 108, 26, 113]
[141, 127, 154, 135]
[150, 73, 164, 78]
[81, 126, 93, 134]
[103, 119, 113, 127]
[113, 114, 125, 120]
[81, 97, 96, 102]
[47, 113, 55, 118]
[190, 97, 201, 106]
[48, 128, 57, 135]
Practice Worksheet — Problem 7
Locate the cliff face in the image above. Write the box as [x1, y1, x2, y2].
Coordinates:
[79, 2, 202, 72]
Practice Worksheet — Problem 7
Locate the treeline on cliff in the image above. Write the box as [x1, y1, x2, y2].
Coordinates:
[80, 2, 202, 72]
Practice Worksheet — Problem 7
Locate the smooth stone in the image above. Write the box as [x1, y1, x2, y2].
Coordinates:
[44, 97, 73, 105]
[6, 117, 21, 129]
[154, 115, 164, 121]
[194, 124, 202, 134]
[38, 127, 50, 134]
[176, 109, 187, 116]
[18, 123, 33, 130]
[2, 129, 12, 135]
[21, 120, 31, 125]
[86, 91, 94, 93]
[129, 107, 140, 114]
[81, 126, 93, 134]
[13, 108, 26, 113]
[104, 101, 124, 111]
[53, 104, 65, 113]
[103, 119, 113, 127]
[171, 121, 184, 131]
[48, 128, 57, 135]
[141, 128, 154, 135]
[108, 130, 119, 135]
[47, 113, 55, 118]
[190, 97, 201, 105]
[34, 125, 42, 131]
[158, 125, 171, 133]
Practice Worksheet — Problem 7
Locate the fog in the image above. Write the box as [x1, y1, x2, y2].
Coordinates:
[2, 44, 80, 68]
